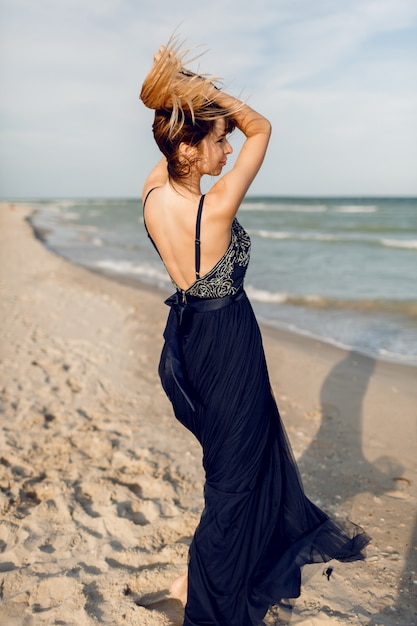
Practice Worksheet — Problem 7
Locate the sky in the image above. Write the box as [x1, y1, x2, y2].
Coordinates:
[0, 0, 416, 199]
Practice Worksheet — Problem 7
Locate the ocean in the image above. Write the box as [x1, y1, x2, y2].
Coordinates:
[27, 196, 417, 366]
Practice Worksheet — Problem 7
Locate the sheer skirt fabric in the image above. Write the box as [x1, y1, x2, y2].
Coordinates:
[159, 291, 370, 626]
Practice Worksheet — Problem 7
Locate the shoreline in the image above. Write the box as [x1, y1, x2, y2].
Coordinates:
[1, 201, 416, 625]
[27, 206, 417, 371]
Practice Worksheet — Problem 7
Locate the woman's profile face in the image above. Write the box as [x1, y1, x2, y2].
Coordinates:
[196, 119, 233, 177]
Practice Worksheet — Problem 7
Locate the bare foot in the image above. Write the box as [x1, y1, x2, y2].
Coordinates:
[170, 571, 188, 605]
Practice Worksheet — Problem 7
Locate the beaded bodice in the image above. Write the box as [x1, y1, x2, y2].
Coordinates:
[180, 218, 251, 299]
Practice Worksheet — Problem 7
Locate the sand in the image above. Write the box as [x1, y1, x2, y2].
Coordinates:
[0, 202, 416, 626]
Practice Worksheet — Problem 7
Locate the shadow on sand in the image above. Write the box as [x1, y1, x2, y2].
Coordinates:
[288, 346, 415, 625]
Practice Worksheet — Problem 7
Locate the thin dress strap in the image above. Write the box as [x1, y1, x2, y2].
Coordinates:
[142, 187, 161, 257]
[143, 186, 158, 210]
[195, 195, 205, 280]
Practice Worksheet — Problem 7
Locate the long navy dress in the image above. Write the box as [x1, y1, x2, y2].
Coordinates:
[144, 192, 370, 626]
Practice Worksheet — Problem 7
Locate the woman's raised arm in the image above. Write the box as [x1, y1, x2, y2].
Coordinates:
[142, 157, 168, 201]
[208, 88, 271, 220]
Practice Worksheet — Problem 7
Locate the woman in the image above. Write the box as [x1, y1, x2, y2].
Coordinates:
[140, 38, 370, 626]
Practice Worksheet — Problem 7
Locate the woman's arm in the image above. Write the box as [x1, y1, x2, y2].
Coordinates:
[208, 89, 271, 220]
[142, 157, 168, 200]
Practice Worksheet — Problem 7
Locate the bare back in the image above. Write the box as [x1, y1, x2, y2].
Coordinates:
[143, 184, 233, 291]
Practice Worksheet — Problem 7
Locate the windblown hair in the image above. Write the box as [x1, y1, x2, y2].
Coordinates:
[140, 37, 238, 183]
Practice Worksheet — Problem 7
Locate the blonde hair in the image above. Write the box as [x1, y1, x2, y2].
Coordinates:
[140, 36, 238, 182]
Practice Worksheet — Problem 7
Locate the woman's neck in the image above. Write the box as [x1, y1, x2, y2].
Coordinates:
[171, 174, 202, 198]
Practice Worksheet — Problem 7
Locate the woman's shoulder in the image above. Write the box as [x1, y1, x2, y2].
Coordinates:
[142, 185, 161, 208]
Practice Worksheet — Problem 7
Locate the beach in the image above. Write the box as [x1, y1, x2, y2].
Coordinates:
[1, 201, 416, 625]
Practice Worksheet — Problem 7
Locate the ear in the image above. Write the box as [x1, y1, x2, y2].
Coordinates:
[179, 142, 197, 159]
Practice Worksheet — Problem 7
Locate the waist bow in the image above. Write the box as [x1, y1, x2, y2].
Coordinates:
[163, 289, 245, 411]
